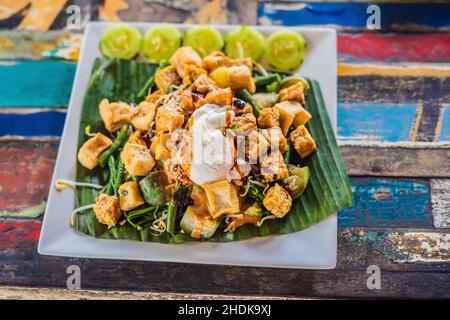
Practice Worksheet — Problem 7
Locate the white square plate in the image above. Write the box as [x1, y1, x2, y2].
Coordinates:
[39, 22, 337, 269]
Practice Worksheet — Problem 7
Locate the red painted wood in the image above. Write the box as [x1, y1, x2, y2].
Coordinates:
[0, 141, 57, 211]
[338, 33, 450, 62]
[0, 221, 41, 252]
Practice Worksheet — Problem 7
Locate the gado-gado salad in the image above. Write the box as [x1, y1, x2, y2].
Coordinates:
[60, 24, 352, 243]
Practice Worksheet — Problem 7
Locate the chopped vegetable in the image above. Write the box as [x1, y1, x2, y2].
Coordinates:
[139, 171, 166, 206]
[264, 29, 306, 71]
[143, 24, 181, 62]
[254, 74, 278, 87]
[100, 24, 142, 59]
[225, 25, 265, 60]
[282, 165, 310, 199]
[180, 206, 219, 239]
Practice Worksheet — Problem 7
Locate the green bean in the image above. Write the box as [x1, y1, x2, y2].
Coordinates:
[137, 75, 155, 99]
[238, 89, 262, 118]
[254, 74, 278, 87]
[98, 125, 129, 167]
[284, 140, 292, 165]
[114, 157, 124, 193]
[105, 156, 116, 196]
[166, 198, 177, 234]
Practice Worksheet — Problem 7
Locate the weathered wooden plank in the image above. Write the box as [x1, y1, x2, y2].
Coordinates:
[436, 104, 450, 142]
[258, 2, 450, 31]
[0, 286, 292, 300]
[340, 144, 450, 177]
[337, 103, 417, 142]
[339, 76, 450, 104]
[340, 178, 433, 228]
[337, 33, 450, 63]
[0, 224, 448, 298]
[338, 63, 450, 78]
[0, 30, 81, 60]
[0, 110, 66, 136]
[0, 141, 57, 216]
[430, 179, 450, 228]
[0, 60, 75, 107]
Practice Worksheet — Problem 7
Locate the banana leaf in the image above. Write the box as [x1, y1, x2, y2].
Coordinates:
[75, 58, 353, 243]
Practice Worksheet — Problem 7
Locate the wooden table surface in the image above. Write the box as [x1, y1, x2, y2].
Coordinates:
[0, 0, 449, 299]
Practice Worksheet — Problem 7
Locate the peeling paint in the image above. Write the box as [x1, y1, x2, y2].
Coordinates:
[0, 201, 46, 218]
[17, 0, 67, 31]
[99, 0, 129, 22]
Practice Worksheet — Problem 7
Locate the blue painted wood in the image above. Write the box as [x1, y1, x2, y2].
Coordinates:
[0, 61, 75, 107]
[258, 3, 450, 29]
[436, 104, 450, 142]
[339, 178, 433, 228]
[0, 111, 66, 136]
[338, 103, 417, 142]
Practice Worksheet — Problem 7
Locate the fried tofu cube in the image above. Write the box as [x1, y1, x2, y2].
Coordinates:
[118, 181, 145, 211]
[209, 66, 255, 94]
[182, 64, 207, 85]
[257, 107, 280, 128]
[202, 180, 240, 218]
[190, 73, 218, 94]
[233, 112, 257, 132]
[99, 99, 132, 133]
[150, 133, 171, 160]
[274, 100, 311, 135]
[261, 126, 288, 154]
[202, 51, 228, 71]
[127, 130, 147, 146]
[146, 88, 164, 103]
[205, 88, 233, 106]
[245, 130, 269, 164]
[77, 133, 112, 169]
[93, 193, 121, 227]
[131, 101, 157, 131]
[260, 152, 289, 183]
[263, 184, 292, 218]
[155, 106, 185, 133]
[170, 46, 203, 78]
[290, 125, 317, 158]
[155, 65, 181, 92]
[279, 81, 307, 103]
[121, 142, 155, 176]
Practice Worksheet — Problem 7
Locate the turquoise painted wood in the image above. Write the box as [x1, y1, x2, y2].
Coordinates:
[0, 61, 75, 107]
[339, 178, 433, 228]
[338, 103, 417, 142]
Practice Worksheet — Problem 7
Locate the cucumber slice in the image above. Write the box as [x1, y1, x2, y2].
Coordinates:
[100, 24, 142, 59]
[183, 26, 224, 57]
[264, 30, 306, 71]
[180, 206, 219, 239]
[225, 25, 265, 60]
[143, 24, 181, 63]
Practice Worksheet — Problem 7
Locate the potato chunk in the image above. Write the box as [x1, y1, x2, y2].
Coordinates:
[93, 193, 121, 227]
[77, 133, 112, 169]
[261, 126, 288, 154]
[263, 184, 292, 218]
[274, 100, 311, 135]
[121, 142, 155, 176]
[150, 133, 171, 160]
[170, 46, 203, 78]
[155, 65, 181, 92]
[131, 101, 157, 131]
[260, 152, 289, 183]
[279, 81, 307, 103]
[99, 99, 133, 133]
[257, 107, 280, 128]
[209, 66, 255, 93]
[202, 51, 252, 72]
[205, 88, 233, 106]
[290, 125, 317, 158]
[155, 106, 184, 133]
[202, 180, 240, 218]
[118, 181, 145, 211]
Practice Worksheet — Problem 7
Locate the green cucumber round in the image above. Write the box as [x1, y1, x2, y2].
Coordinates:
[100, 24, 142, 59]
[143, 24, 181, 63]
[264, 30, 306, 71]
[225, 25, 265, 61]
[183, 25, 224, 57]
